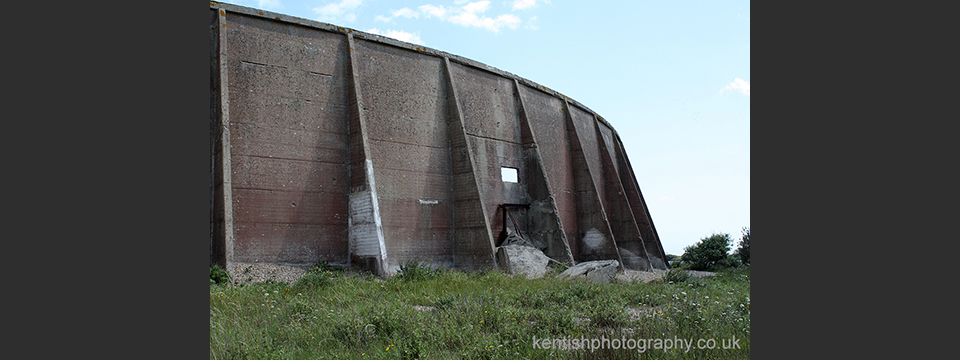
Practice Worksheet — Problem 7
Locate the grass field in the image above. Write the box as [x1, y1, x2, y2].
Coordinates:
[210, 264, 750, 359]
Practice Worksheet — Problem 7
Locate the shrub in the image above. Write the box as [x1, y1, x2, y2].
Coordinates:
[665, 268, 690, 283]
[719, 254, 741, 268]
[680, 233, 733, 271]
[396, 261, 442, 281]
[210, 264, 230, 285]
[736, 227, 750, 265]
[664, 254, 683, 267]
[546, 259, 569, 275]
[295, 271, 333, 291]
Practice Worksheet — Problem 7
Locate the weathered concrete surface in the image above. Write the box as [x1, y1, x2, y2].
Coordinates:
[496, 245, 551, 279]
[615, 269, 717, 284]
[557, 260, 620, 284]
[616, 269, 668, 284]
[210, 2, 670, 276]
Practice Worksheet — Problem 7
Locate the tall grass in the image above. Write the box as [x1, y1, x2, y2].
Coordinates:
[210, 266, 750, 359]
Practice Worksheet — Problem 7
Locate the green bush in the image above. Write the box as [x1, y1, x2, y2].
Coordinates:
[665, 254, 683, 267]
[736, 227, 750, 265]
[719, 254, 742, 268]
[546, 259, 569, 275]
[665, 268, 690, 283]
[396, 261, 442, 281]
[680, 233, 733, 271]
[294, 271, 332, 291]
[210, 264, 230, 285]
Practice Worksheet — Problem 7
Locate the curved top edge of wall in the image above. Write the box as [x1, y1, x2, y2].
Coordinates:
[211, 1, 622, 140]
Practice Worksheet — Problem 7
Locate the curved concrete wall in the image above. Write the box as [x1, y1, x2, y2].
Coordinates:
[210, 1, 668, 275]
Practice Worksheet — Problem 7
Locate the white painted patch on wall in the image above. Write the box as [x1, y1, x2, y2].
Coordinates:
[419, 199, 439, 205]
[348, 160, 389, 270]
[582, 228, 607, 250]
[348, 190, 380, 256]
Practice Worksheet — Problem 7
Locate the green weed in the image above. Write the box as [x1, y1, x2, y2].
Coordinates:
[211, 266, 750, 359]
[210, 264, 230, 285]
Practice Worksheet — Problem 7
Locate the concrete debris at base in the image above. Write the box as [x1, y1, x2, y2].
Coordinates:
[557, 260, 620, 284]
[210, 2, 670, 277]
[614, 269, 717, 284]
[495, 245, 552, 279]
[681, 270, 717, 278]
[615, 269, 668, 284]
[500, 228, 537, 248]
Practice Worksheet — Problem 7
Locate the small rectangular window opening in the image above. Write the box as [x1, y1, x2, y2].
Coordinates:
[501, 167, 518, 183]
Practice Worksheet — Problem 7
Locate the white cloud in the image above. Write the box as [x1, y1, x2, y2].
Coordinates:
[393, 8, 420, 19]
[313, 0, 364, 23]
[366, 28, 425, 45]
[429, 1, 520, 33]
[376, 7, 420, 22]
[254, 0, 283, 10]
[512, 0, 536, 10]
[448, 1, 521, 32]
[720, 78, 750, 96]
[418, 4, 448, 19]
[372, 1, 523, 33]
[512, 0, 550, 10]
[461, 0, 490, 13]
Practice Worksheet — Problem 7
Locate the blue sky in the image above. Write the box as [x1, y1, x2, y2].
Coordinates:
[220, 0, 750, 256]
